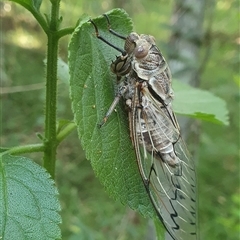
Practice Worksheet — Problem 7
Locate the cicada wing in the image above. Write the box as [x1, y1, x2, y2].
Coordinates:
[130, 87, 197, 240]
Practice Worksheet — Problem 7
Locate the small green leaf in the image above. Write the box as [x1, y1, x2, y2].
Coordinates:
[0, 154, 61, 240]
[173, 80, 229, 125]
[57, 119, 73, 133]
[9, 0, 48, 33]
[68, 8, 155, 219]
[9, 0, 42, 11]
[0, 148, 9, 153]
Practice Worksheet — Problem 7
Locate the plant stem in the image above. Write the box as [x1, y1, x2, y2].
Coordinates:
[56, 122, 76, 144]
[43, 1, 61, 179]
[2, 144, 45, 156]
[57, 27, 75, 39]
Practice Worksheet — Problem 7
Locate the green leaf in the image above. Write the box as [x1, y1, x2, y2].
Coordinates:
[0, 154, 61, 240]
[57, 119, 73, 134]
[9, 0, 42, 11]
[0, 148, 9, 153]
[154, 218, 166, 239]
[68, 8, 156, 219]
[173, 80, 229, 125]
[9, 0, 47, 33]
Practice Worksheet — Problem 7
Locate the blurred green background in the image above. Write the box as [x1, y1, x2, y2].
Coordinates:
[1, 0, 239, 239]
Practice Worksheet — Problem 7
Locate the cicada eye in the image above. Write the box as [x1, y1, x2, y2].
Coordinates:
[134, 42, 149, 59]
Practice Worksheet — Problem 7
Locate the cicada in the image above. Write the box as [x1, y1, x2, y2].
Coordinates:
[90, 14, 198, 240]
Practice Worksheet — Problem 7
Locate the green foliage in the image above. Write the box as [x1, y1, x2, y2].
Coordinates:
[9, 0, 48, 32]
[0, 154, 61, 239]
[173, 80, 229, 125]
[2, 0, 238, 239]
[218, 193, 240, 237]
[10, 0, 42, 11]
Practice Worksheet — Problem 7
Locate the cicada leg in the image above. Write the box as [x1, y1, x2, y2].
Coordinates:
[102, 14, 127, 40]
[89, 18, 126, 56]
[99, 85, 128, 127]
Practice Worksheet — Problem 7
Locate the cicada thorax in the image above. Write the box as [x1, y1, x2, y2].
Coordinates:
[130, 36, 174, 105]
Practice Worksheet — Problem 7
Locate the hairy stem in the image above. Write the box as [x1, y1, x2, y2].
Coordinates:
[43, 1, 61, 179]
[3, 144, 45, 156]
